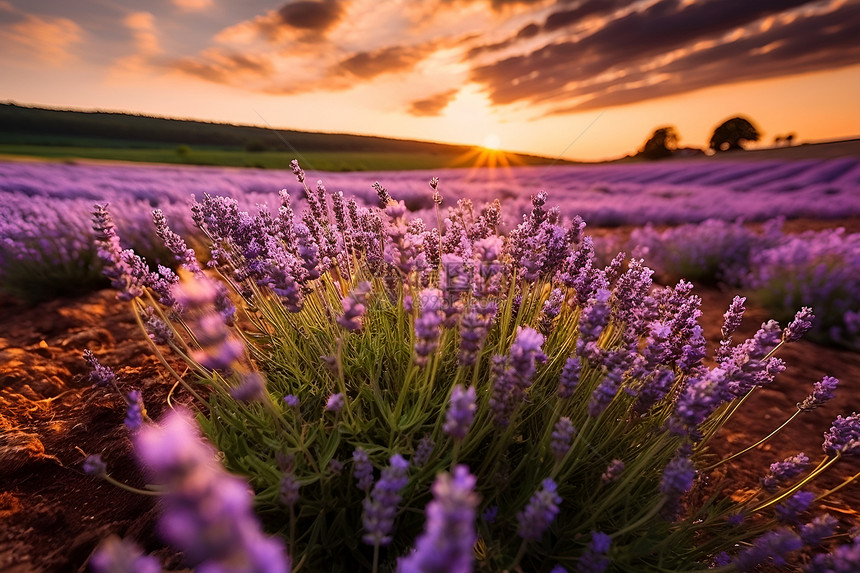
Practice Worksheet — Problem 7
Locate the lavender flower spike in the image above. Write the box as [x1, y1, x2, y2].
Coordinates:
[721, 295, 746, 339]
[83, 350, 116, 388]
[550, 417, 574, 461]
[353, 447, 375, 493]
[761, 452, 809, 491]
[783, 306, 815, 342]
[326, 392, 345, 413]
[362, 454, 410, 546]
[798, 376, 839, 411]
[516, 478, 561, 541]
[89, 536, 160, 573]
[135, 409, 290, 573]
[124, 389, 146, 430]
[444, 385, 477, 441]
[414, 288, 443, 367]
[578, 531, 612, 573]
[399, 465, 479, 573]
[822, 412, 860, 456]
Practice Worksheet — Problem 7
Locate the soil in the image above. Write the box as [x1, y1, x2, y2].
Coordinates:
[1, 247, 858, 572]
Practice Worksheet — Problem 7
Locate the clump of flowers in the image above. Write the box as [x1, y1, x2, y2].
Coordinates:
[741, 227, 860, 349]
[629, 217, 781, 286]
[85, 164, 860, 571]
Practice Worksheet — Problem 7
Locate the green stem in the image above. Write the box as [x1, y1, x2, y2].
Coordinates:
[815, 467, 860, 502]
[102, 474, 163, 496]
[752, 455, 840, 513]
[704, 408, 803, 471]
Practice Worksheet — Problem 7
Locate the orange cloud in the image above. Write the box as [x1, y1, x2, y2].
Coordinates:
[124, 12, 160, 55]
[0, 11, 83, 65]
[173, 0, 214, 12]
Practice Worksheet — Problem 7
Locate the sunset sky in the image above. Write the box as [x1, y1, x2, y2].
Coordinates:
[2, 0, 859, 161]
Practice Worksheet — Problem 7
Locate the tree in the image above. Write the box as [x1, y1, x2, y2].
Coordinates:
[709, 116, 760, 152]
[639, 126, 679, 160]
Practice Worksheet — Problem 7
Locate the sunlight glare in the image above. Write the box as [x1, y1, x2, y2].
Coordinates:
[483, 133, 501, 150]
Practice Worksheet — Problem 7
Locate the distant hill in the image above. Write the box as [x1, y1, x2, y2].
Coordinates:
[0, 103, 565, 171]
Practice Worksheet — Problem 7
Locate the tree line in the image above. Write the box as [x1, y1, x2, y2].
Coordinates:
[639, 116, 766, 160]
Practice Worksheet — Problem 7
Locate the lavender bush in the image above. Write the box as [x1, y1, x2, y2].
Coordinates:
[628, 218, 778, 286]
[741, 228, 860, 349]
[81, 163, 860, 572]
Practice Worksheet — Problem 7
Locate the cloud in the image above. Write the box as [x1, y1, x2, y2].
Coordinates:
[544, 2, 860, 114]
[277, 0, 344, 31]
[173, 0, 214, 12]
[0, 7, 83, 65]
[408, 89, 459, 116]
[333, 44, 435, 79]
[468, 0, 860, 111]
[173, 49, 276, 85]
[124, 12, 160, 56]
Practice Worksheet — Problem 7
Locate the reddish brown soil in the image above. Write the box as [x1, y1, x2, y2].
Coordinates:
[0, 276, 858, 571]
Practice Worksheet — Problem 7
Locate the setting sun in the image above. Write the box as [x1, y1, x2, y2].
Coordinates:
[483, 134, 501, 150]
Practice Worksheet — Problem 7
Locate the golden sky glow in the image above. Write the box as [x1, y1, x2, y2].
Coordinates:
[1, 0, 859, 161]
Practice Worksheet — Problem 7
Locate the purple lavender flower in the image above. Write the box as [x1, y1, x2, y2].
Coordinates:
[798, 376, 839, 411]
[578, 531, 611, 573]
[634, 368, 675, 414]
[413, 436, 435, 467]
[784, 306, 815, 342]
[721, 295, 747, 340]
[144, 309, 173, 345]
[775, 490, 816, 523]
[289, 159, 305, 183]
[414, 288, 443, 366]
[600, 460, 624, 484]
[822, 412, 860, 456]
[152, 209, 201, 273]
[762, 452, 810, 491]
[230, 372, 267, 403]
[576, 289, 611, 360]
[670, 368, 728, 434]
[800, 514, 838, 546]
[550, 417, 574, 461]
[558, 356, 581, 399]
[550, 566, 567, 573]
[329, 458, 343, 474]
[135, 409, 290, 573]
[279, 473, 300, 508]
[444, 385, 477, 441]
[733, 528, 801, 571]
[508, 326, 546, 381]
[89, 536, 160, 573]
[398, 465, 479, 573]
[83, 454, 107, 477]
[588, 367, 622, 418]
[83, 349, 116, 388]
[283, 394, 300, 409]
[337, 281, 372, 331]
[124, 389, 145, 430]
[353, 447, 374, 493]
[362, 454, 410, 546]
[516, 478, 561, 542]
[660, 447, 695, 517]
[459, 302, 496, 366]
[92, 203, 145, 301]
[326, 393, 345, 413]
[806, 535, 860, 572]
[173, 273, 245, 371]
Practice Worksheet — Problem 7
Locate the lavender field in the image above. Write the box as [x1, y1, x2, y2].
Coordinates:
[3, 157, 860, 342]
[3, 157, 860, 227]
[3, 155, 860, 572]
